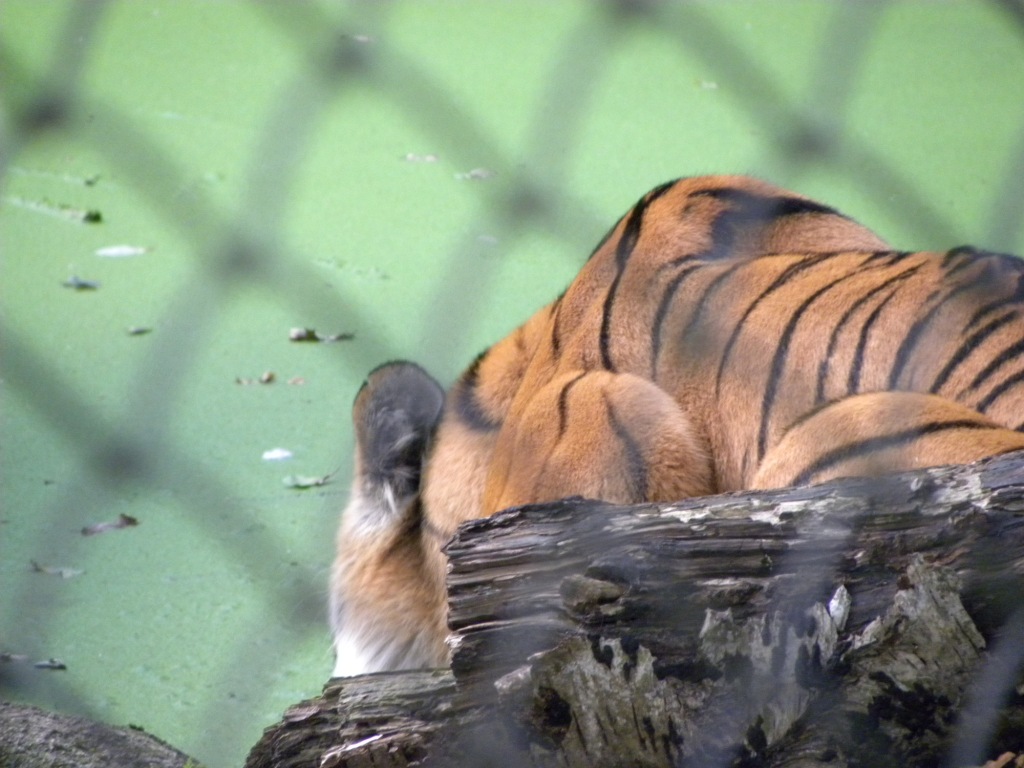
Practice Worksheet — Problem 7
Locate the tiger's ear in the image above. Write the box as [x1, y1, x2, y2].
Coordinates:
[351, 362, 445, 513]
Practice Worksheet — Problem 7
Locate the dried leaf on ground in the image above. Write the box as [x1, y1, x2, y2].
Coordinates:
[30, 560, 85, 579]
[81, 513, 139, 536]
[33, 658, 67, 671]
[62, 275, 100, 290]
[282, 473, 333, 490]
[288, 327, 354, 343]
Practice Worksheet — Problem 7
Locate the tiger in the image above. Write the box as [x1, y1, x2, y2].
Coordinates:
[329, 174, 1024, 677]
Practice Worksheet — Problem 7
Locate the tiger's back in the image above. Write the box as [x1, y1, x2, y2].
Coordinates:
[331, 174, 1024, 676]
[477, 175, 1024, 511]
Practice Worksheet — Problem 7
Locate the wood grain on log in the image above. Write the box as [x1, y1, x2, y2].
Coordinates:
[246, 452, 1024, 768]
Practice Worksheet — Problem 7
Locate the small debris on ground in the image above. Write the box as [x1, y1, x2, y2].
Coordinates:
[62, 275, 100, 290]
[95, 244, 150, 258]
[33, 658, 67, 671]
[288, 327, 354, 343]
[4, 195, 103, 223]
[262, 447, 293, 461]
[30, 560, 85, 579]
[237, 372, 306, 385]
[81, 513, 139, 536]
[236, 371, 276, 385]
[282, 468, 339, 490]
[454, 167, 496, 181]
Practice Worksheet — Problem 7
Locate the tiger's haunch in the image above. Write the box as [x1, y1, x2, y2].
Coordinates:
[330, 174, 1024, 676]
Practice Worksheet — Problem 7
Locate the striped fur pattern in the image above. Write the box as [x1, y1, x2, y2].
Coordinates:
[331, 174, 1024, 675]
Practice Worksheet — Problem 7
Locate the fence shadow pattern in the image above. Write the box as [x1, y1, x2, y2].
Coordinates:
[2, 1, 1024, 765]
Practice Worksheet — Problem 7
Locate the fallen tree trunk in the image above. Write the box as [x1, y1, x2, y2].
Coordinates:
[247, 452, 1024, 768]
[0, 702, 200, 768]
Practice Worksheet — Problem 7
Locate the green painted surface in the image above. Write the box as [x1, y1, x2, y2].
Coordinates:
[1, 2, 1022, 766]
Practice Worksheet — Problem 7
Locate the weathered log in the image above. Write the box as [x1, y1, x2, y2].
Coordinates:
[0, 701, 200, 768]
[246, 452, 1024, 768]
[242, 670, 466, 768]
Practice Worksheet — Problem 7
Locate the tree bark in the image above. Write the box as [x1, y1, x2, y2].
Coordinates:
[246, 452, 1024, 768]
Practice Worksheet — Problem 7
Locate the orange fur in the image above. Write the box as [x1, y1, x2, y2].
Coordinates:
[483, 370, 714, 513]
[752, 391, 1024, 489]
[331, 175, 1024, 675]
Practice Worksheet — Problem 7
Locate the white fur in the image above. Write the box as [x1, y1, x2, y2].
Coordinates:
[330, 480, 440, 676]
[331, 629, 383, 678]
[331, 621, 440, 677]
